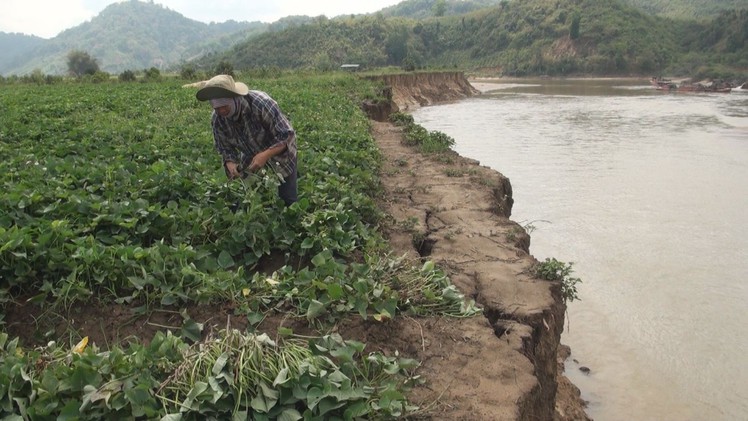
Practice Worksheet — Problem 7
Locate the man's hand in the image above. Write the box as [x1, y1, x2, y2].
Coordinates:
[225, 161, 240, 179]
[248, 151, 270, 173]
[249, 143, 288, 172]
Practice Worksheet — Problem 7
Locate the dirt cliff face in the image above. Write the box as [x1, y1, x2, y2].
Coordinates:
[366, 72, 480, 113]
[368, 73, 591, 421]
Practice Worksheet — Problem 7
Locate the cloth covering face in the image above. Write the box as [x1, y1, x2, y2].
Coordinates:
[210, 98, 238, 118]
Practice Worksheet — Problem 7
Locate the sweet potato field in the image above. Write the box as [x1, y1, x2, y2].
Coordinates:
[0, 74, 479, 420]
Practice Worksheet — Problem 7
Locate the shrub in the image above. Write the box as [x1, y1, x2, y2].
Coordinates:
[45, 75, 63, 84]
[180, 65, 197, 80]
[119, 70, 136, 82]
[27, 69, 46, 85]
[67, 50, 100, 77]
[389, 112, 414, 126]
[91, 71, 111, 83]
[143, 67, 161, 81]
[213, 60, 235, 77]
[534, 258, 582, 303]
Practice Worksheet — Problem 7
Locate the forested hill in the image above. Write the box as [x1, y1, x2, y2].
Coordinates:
[0, 33, 46, 73]
[379, 0, 503, 18]
[361, 0, 745, 20]
[0, 0, 266, 75]
[619, 0, 747, 19]
[1, 0, 745, 77]
[199, 0, 747, 78]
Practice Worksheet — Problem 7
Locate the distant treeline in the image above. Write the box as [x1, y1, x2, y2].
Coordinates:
[194, 0, 747, 79]
[2, 0, 745, 80]
[621, 0, 747, 20]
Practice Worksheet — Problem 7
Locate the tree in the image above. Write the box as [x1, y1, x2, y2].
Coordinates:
[214, 60, 235, 76]
[67, 50, 100, 77]
[385, 27, 409, 65]
[29, 69, 45, 85]
[402, 56, 416, 72]
[119, 70, 136, 82]
[570, 13, 581, 40]
[90, 71, 110, 83]
[433, 0, 447, 17]
[144, 67, 161, 81]
[180, 65, 197, 80]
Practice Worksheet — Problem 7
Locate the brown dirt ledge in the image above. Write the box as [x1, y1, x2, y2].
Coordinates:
[365, 72, 592, 421]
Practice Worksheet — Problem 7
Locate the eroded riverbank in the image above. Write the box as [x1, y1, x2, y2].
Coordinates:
[367, 72, 590, 420]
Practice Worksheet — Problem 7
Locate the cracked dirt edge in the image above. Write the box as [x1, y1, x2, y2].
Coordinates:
[370, 119, 592, 421]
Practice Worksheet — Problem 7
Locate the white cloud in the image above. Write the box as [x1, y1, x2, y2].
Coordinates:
[1, 0, 96, 38]
[157, 0, 401, 24]
[0, 0, 403, 39]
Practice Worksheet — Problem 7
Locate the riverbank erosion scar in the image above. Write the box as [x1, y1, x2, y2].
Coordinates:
[364, 72, 479, 116]
[367, 72, 591, 421]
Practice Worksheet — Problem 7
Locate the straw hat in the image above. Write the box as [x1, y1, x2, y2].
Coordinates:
[195, 74, 249, 101]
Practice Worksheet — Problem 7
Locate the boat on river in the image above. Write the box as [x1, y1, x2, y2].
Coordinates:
[731, 83, 748, 94]
[650, 77, 677, 90]
[650, 77, 732, 93]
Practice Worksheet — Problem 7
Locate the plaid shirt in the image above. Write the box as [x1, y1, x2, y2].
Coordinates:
[212, 90, 297, 179]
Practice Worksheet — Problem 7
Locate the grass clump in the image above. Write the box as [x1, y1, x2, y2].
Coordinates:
[390, 112, 455, 153]
[534, 258, 582, 303]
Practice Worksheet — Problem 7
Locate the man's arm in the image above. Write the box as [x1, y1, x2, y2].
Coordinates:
[212, 113, 242, 178]
[246, 134, 293, 173]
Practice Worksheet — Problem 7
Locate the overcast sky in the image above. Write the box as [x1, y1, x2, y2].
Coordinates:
[1, 0, 404, 39]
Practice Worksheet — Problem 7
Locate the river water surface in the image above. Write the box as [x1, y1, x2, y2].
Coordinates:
[411, 78, 748, 421]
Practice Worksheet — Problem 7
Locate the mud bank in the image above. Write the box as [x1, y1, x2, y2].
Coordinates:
[366, 72, 590, 421]
[364, 72, 479, 116]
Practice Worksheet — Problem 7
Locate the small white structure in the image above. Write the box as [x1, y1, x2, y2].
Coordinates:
[340, 64, 360, 71]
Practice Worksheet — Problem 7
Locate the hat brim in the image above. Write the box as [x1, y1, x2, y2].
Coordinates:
[195, 82, 249, 101]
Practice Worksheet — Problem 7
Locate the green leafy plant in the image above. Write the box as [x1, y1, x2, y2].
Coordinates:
[0, 74, 482, 420]
[534, 258, 582, 303]
[395, 115, 454, 154]
[0, 330, 421, 420]
[389, 112, 414, 126]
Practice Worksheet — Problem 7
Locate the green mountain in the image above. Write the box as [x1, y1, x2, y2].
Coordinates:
[377, 0, 746, 21]
[619, 0, 747, 20]
[2, 0, 745, 78]
[0, 32, 47, 74]
[0, 0, 266, 76]
[379, 0, 504, 19]
[195, 0, 747, 77]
